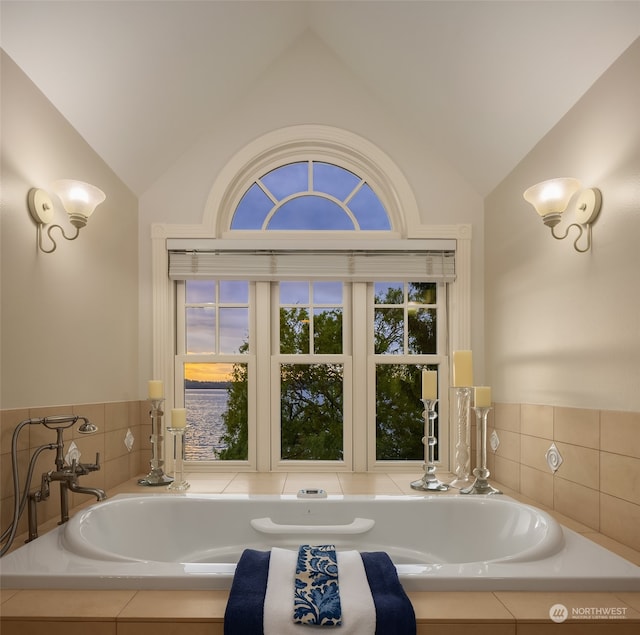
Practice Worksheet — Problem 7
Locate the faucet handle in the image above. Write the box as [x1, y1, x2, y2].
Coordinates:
[71, 457, 90, 476]
[82, 452, 101, 472]
[40, 471, 52, 499]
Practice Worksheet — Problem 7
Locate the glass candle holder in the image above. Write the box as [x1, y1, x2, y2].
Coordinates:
[410, 398, 449, 491]
[138, 398, 174, 486]
[460, 407, 502, 495]
[449, 386, 472, 488]
[167, 426, 190, 492]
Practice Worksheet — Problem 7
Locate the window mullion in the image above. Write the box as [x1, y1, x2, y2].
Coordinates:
[175, 281, 186, 355]
[351, 282, 368, 471]
[255, 281, 271, 471]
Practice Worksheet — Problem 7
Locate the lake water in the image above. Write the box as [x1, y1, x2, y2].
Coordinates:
[183, 389, 229, 461]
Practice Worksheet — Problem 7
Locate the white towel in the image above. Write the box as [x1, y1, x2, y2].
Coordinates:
[264, 548, 377, 635]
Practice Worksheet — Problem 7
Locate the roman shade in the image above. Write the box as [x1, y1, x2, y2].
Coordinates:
[167, 239, 456, 282]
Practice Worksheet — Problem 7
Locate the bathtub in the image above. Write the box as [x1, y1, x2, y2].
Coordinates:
[1, 493, 639, 591]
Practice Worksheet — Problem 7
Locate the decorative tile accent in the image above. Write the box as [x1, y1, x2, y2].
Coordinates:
[490, 430, 500, 452]
[124, 428, 135, 452]
[545, 442, 563, 473]
[64, 441, 81, 465]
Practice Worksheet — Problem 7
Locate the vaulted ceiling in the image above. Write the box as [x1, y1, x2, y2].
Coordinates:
[2, 1, 639, 197]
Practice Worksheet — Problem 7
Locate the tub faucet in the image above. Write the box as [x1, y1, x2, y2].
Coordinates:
[27, 419, 106, 542]
[44, 455, 106, 526]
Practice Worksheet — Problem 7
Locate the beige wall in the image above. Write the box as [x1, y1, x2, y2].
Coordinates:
[483, 38, 640, 555]
[485, 37, 640, 412]
[0, 51, 139, 409]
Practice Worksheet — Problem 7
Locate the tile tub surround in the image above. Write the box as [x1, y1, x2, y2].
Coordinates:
[488, 404, 640, 553]
[2, 401, 640, 632]
[3, 401, 639, 553]
[2, 474, 640, 635]
[0, 402, 148, 541]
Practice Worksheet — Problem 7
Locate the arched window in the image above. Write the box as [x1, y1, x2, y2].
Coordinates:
[157, 126, 468, 474]
[203, 125, 420, 238]
[231, 161, 391, 231]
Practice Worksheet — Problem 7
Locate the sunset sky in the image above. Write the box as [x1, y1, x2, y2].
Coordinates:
[185, 362, 236, 383]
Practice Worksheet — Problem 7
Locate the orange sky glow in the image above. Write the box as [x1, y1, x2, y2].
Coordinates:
[185, 363, 236, 383]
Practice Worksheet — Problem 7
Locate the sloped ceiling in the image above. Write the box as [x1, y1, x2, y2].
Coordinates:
[1, 1, 639, 197]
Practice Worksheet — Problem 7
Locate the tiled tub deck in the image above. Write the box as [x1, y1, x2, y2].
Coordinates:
[2, 472, 640, 635]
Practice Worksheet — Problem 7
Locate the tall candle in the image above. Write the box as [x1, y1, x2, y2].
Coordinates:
[452, 350, 473, 387]
[148, 380, 164, 399]
[475, 386, 492, 408]
[421, 370, 437, 400]
[171, 408, 187, 428]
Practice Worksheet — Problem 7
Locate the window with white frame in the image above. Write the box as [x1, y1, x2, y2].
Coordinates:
[170, 160, 455, 471]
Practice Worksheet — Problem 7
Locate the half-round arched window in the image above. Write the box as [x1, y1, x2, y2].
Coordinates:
[204, 125, 421, 238]
[231, 161, 391, 231]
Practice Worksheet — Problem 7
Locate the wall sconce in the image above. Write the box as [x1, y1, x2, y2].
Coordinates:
[28, 180, 106, 253]
[523, 177, 602, 253]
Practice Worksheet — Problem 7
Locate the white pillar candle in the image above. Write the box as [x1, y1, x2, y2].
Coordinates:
[475, 386, 492, 408]
[421, 370, 438, 400]
[148, 380, 164, 399]
[452, 350, 473, 387]
[171, 408, 187, 428]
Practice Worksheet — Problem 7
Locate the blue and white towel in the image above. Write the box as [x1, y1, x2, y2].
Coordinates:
[294, 544, 342, 626]
[224, 547, 415, 635]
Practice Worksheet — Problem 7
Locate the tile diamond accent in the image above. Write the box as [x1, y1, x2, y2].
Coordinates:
[64, 441, 81, 465]
[489, 429, 500, 452]
[124, 428, 135, 452]
[545, 442, 563, 473]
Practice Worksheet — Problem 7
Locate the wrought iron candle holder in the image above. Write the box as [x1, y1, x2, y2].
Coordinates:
[460, 406, 502, 495]
[411, 398, 449, 492]
[449, 386, 472, 488]
[167, 426, 190, 491]
[138, 398, 174, 486]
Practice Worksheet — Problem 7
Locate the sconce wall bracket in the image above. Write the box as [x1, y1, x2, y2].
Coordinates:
[28, 188, 55, 225]
[547, 188, 601, 253]
[574, 188, 602, 225]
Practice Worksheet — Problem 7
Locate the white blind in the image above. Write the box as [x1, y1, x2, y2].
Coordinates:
[168, 245, 455, 282]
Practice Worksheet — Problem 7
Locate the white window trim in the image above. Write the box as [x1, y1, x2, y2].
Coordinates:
[150, 125, 472, 472]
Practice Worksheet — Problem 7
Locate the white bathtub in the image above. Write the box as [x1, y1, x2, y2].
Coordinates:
[1, 493, 639, 591]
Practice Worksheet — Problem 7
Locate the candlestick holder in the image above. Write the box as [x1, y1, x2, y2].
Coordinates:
[411, 399, 449, 491]
[460, 406, 502, 495]
[448, 386, 472, 488]
[138, 398, 174, 486]
[167, 427, 190, 491]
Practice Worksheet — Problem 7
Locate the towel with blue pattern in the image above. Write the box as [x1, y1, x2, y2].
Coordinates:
[224, 547, 416, 635]
[294, 544, 342, 626]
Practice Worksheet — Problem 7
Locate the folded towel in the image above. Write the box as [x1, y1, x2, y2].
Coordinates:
[266, 548, 375, 635]
[223, 549, 270, 635]
[294, 544, 342, 626]
[224, 548, 415, 635]
[361, 552, 416, 635]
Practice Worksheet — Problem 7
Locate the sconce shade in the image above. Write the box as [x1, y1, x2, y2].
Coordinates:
[52, 179, 106, 228]
[523, 178, 581, 217]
